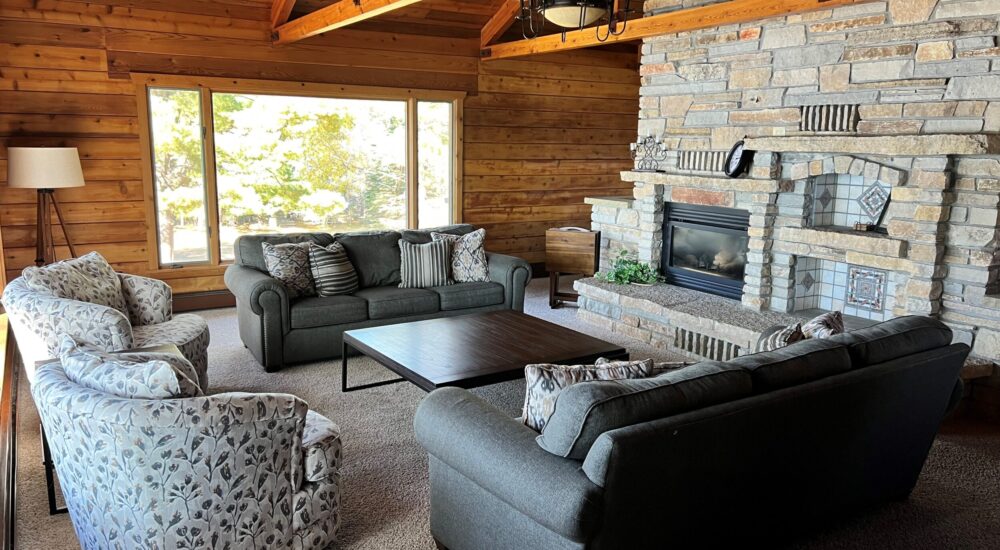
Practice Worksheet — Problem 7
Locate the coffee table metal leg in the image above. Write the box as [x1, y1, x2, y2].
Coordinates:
[341, 339, 407, 392]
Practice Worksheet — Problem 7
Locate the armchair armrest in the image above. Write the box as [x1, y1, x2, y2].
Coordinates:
[224, 264, 291, 330]
[486, 252, 532, 311]
[414, 387, 602, 542]
[118, 273, 172, 325]
[301, 410, 342, 484]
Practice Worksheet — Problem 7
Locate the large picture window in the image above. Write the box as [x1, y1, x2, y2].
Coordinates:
[140, 77, 462, 268]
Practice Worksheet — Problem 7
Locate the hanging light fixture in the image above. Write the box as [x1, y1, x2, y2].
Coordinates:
[518, 1, 634, 41]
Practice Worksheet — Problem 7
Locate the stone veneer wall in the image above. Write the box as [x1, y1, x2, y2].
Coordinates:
[585, 0, 1000, 413]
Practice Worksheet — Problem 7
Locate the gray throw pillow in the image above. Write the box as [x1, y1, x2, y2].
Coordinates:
[309, 242, 359, 296]
[399, 239, 451, 289]
[432, 229, 489, 283]
[262, 241, 315, 298]
[536, 362, 753, 460]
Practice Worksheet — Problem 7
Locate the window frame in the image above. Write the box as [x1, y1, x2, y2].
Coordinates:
[134, 73, 465, 272]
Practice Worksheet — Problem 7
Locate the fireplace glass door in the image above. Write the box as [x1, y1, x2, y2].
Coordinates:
[663, 203, 750, 300]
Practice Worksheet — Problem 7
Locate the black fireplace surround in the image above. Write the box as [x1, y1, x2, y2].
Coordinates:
[662, 203, 751, 300]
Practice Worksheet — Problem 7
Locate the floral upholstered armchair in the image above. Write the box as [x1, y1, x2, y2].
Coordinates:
[0, 252, 209, 385]
[32, 338, 342, 550]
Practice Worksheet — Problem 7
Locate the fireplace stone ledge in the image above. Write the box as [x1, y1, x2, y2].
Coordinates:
[777, 227, 909, 259]
[744, 134, 1000, 156]
[621, 171, 788, 193]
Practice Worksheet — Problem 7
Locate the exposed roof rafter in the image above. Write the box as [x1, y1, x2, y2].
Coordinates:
[481, 0, 521, 49]
[481, 0, 878, 60]
[273, 0, 424, 45]
[271, 0, 298, 28]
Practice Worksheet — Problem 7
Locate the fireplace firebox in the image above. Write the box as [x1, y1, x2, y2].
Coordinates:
[662, 203, 751, 300]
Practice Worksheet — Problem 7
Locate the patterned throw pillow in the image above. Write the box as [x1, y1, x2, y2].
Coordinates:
[432, 228, 489, 283]
[802, 311, 845, 339]
[522, 359, 654, 432]
[597, 356, 696, 375]
[262, 242, 315, 299]
[755, 323, 806, 353]
[57, 335, 202, 399]
[399, 239, 451, 289]
[309, 242, 359, 296]
[21, 251, 128, 315]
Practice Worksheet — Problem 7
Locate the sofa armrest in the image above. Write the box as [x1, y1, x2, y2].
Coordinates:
[301, 410, 342, 485]
[224, 264, 291, 329]
[414, 387, 602, 542]
[486, 252, 532, 311]
[118, 273, 172, 326]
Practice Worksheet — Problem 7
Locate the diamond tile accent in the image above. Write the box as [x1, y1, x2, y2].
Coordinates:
[801, 272, 815, 291]
[858, 182, 890, 222]
[817, 187, 833, 211]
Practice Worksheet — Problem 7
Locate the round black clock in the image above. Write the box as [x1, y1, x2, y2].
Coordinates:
[724, 140, 754, 178]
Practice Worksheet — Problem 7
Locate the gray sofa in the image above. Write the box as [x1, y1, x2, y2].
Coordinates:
[224, 224, 531, 371]
[415, 316, 969, 549]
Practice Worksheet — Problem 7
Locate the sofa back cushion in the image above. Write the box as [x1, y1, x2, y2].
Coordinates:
[234, 233, 334, 272]
[537, 362, 752, 459]
[400, 224, 475, 244]
[21, 251, 128, 315]
[335, 230, 403, 288]
[828, 316, 953, 367]
[724, 338, 851, 393]
[58, 336, 203, 399]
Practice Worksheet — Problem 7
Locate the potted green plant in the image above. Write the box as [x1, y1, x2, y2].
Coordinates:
[596, 250, 661, 286]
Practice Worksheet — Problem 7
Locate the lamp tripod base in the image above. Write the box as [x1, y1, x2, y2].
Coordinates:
[34, 189, 77, 266]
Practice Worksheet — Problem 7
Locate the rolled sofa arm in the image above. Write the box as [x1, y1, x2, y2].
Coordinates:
[414, 387, 602, 543]
[224, 264, 291, 329]
[118, 273, 172, 326]
[486, 252, 532, 312]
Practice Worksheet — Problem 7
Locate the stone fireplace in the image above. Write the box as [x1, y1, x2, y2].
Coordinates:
[575, 0, 1000, 385]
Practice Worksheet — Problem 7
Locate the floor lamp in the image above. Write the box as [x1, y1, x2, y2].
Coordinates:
[6, 147, 86, 266]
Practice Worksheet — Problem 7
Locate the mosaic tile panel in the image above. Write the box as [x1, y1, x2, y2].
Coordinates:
[792, 258, 895, 322]
[812, 174, 890, 229]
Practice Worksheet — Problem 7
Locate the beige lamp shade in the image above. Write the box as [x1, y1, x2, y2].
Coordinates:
[545, 4, 607, 27]
[7, 147, 86, 189]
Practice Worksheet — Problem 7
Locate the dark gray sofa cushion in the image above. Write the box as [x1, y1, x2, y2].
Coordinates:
[725, 338, 851, 393]
[353, 287, 439, 320]
[401, 224, 475, 244]
[334, 231, 403, 287]
[432, 282, 505, 311]
[537, 363, 752, 459]
[290, 295, 368, 329]
[828, 315, 953, 367]
[234, 233, 334, 273]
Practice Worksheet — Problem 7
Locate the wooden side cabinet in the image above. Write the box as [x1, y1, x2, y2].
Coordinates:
[545, 228, 600, 308]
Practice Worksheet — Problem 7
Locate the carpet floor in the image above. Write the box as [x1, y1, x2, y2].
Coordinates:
[13, 279, 1000, 549]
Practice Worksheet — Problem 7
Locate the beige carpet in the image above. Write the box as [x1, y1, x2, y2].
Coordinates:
[13, 279, 1000, 549]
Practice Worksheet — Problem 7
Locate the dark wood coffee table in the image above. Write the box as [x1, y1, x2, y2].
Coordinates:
[341, 310, 628, 392]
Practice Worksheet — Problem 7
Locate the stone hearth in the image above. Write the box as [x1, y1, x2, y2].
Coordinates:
[579, 0, 1000, 374]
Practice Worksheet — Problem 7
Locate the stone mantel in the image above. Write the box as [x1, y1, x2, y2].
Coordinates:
[744, 134, 1000, 157]
[584, 196, 634, 209]
[620, 171, 788, 193]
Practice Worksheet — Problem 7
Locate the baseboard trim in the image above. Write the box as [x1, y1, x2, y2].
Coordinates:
[174, 290, 235, 312]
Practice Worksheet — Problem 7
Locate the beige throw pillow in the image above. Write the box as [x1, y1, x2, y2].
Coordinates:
[522, 359, 653, 432]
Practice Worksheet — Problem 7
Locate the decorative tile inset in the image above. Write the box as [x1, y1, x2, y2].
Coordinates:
[847, 266, 886, 311]
[817, 187, 833, 211]
[801, 272, 815, 291]
[858, 182, 890, 222]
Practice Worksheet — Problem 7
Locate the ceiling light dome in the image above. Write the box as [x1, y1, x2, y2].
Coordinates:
[543, 1, 608, 28]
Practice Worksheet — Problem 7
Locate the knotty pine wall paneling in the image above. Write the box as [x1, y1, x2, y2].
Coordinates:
[0, 0, 639, 292]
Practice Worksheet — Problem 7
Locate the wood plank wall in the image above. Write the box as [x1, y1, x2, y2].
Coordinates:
[0, 0, 639, 293]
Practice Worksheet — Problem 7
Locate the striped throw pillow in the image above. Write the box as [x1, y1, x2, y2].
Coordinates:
[399, 239, 452, 289]
[309, 242, 359, 296]
[802, 311, 845, 339]
[755, 323, 806, 353]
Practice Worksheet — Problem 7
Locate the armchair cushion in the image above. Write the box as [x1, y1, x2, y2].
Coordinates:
[132, 313, 210, 388]
[118, 273, 172, 326]
[57, 335, 202, 398]
[301, 410, 342, 484]
[21, 251, 127, 315]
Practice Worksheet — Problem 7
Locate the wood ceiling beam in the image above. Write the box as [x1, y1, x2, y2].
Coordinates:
[274, 0, 423, 45]
[481, 0, 878, 60]
[481, 0, 521, 49]
[271, 0, 298, 28]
